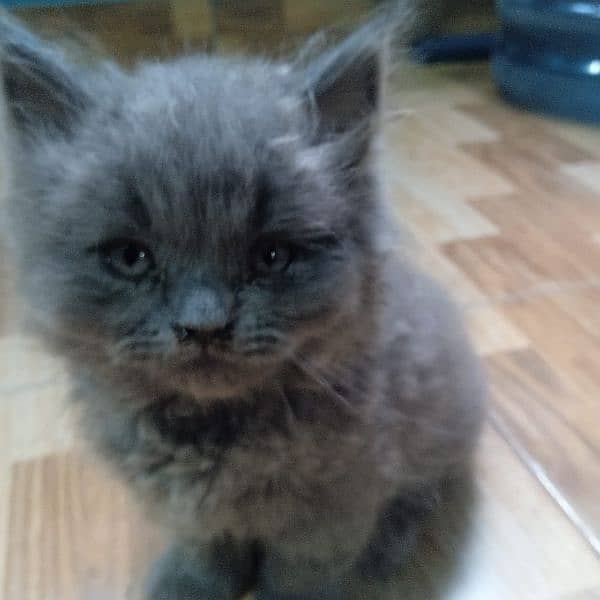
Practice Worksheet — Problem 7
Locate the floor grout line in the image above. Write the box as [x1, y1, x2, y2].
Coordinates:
[489, 410, 600, 560]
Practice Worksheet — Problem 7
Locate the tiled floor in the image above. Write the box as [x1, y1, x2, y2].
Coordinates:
[1, 6, 600, 599]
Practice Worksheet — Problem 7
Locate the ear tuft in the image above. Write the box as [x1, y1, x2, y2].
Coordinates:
[301, 6, 407, 140]
[0, 16, 90, 138]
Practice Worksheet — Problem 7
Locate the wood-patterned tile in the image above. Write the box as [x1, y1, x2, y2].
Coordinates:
[388, 175, 499, 244]
[4, 428, 600, 600]
[459, 103, 596, 164]
[551, 286, 600, 337]
[487, 348, 600, 548]
[550, 121, 600, 160]
[463, 138, 600, 234]
[470, 193, 600, 282]
[391, 185, 461, 244]
[394, 425, 600, 600]
[4, 453, 164, 600]
[388, 63, 489, 111]
[0, 335, 67, 395]
[388, 105, 498, 149]
[388, 130, 514, 201]
[501, 295, 600, 415]
[443, 236, 548, 298]
[7, 380, 75, 462]
[464, 424, 600, 599]
[406, 238, 488, 306]
[464, 305, 529, 357]
[563, 162, 600, 196]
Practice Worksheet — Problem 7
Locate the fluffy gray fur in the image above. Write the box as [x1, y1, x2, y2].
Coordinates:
[1, 11, 485, 599]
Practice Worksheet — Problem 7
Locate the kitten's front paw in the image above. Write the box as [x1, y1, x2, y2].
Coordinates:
[255, 561, 351, 600]
[255, 581, 358, 600]
[145, 542, 253, 600]
[147, 568, 230, 600]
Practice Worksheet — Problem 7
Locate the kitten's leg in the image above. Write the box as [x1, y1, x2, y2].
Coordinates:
[256, 551, 356, 600]
[356, 488, 439, 579]
[256, 541, 414, 600]
[256, 490, 439, 600]
[145, 537, 258, 600]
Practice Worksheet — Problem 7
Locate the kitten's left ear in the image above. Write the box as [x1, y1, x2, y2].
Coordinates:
[0, 16, 91, 139]
[302, 14, 390, 139]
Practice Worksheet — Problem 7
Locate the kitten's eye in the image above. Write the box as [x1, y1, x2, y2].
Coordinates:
[99, 239, 155, 281]
[252, 240, 292, 275]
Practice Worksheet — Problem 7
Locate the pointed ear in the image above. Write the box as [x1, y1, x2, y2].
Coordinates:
[302, 18, 387, 138]
[0, 16, 90, 139]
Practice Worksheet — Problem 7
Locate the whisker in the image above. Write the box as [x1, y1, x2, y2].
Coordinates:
[389, 411, 472, 439]
[289, 355, 459, 436]
[272, 381, 299, 431]
[112, 337, 167, 362]
[240, 331, 284, 356]
[290, 353, 361, 418]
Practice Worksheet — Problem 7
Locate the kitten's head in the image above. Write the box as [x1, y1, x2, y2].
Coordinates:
[1, 16, 390, 400]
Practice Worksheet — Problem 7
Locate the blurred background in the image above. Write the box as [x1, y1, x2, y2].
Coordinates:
[1, 1, 600, 599]
[3, 0, 496, 63]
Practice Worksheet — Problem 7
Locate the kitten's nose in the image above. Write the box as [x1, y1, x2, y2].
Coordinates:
[172, 285, 233, 344]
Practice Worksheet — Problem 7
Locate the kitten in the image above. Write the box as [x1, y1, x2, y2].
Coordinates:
[0, 11, 485, 600]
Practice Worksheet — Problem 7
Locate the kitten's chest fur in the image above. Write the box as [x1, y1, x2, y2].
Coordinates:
[88, 381, 388, 545]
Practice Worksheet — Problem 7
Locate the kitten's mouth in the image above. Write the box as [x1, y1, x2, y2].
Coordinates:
[173, 345, 237, 369]
[163, 348, 277, 401]
[173, 337, 282, 368]
[179, 353, 232, 372]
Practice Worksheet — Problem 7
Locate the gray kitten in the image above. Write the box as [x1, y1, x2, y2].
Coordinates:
[0, 12, 485, 600]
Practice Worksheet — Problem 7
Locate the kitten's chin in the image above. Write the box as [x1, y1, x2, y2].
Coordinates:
[157, 358, 279, 402]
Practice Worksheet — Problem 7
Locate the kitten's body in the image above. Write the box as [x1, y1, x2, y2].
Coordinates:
[1, 12, 485, 599]
[84, 258, 481, 542]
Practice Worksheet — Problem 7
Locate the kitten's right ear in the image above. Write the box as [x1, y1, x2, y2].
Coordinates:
[0, 16, 90, 138]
